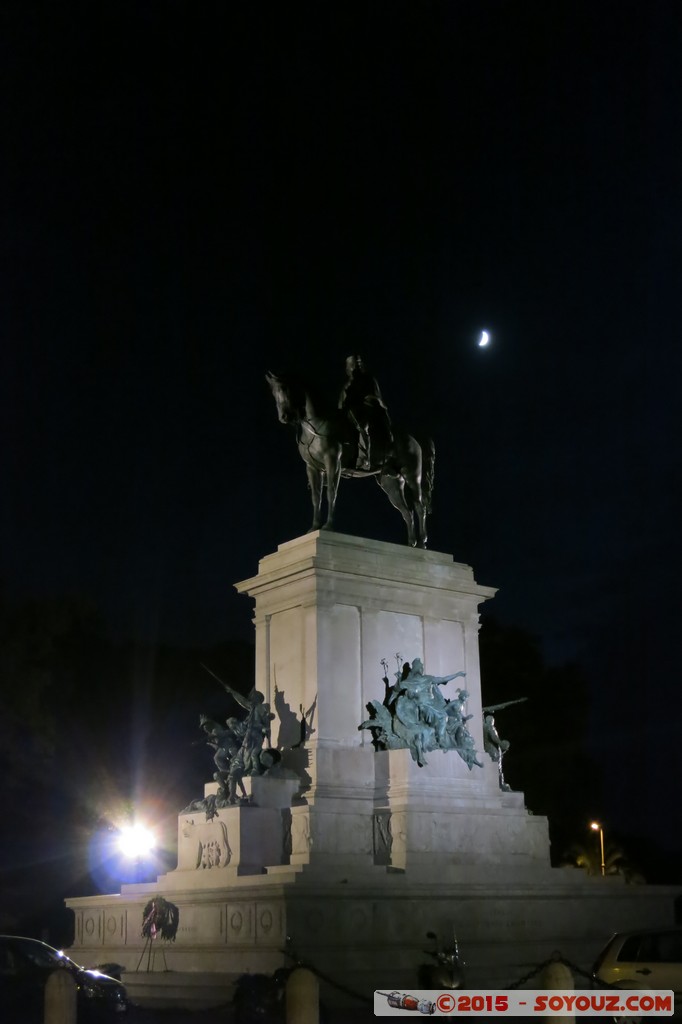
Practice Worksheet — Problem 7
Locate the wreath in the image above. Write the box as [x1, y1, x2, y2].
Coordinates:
[141, 896, 180, 942]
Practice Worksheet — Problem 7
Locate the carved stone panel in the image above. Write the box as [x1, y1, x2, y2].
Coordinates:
[255, 902, 286, 945]
[373, 811, 392, 865]
[81, 909, 103, 946]
[225, 902, 255, 943]
[189, 820, 232, 869]
[291, 812, 311, 858]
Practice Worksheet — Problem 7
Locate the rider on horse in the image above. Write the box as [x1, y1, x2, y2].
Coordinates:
[338, 354, 392, 470]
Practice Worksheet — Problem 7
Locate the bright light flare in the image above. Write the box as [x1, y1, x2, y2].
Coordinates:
[478, 330, 490, 347]
[118, 823, 156, 859]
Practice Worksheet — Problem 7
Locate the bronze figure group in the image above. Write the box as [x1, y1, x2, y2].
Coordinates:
[360, 657, 482, 770]
[183, 667, 276, 819]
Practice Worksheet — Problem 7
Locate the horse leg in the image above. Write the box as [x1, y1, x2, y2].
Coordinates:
[322, 453, 342, 531]
[407, 485, 427, 548]
[306, 465, 324, 532]
[402, 447, 428, 548]
[378, 473, 416, 547]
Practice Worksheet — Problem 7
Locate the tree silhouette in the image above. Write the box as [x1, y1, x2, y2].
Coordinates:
[0, 591, 256, 938]
[560, 839, 645, 884]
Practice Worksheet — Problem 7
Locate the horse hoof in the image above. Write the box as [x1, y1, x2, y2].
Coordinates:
[321, 523, 335, 532]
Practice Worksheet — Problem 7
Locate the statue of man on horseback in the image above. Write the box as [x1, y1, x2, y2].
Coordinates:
[266, 362, 435, 548]
[338, 354, 393, 471]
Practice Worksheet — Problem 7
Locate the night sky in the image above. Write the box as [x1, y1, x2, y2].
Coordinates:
[2, 1, 681, 872]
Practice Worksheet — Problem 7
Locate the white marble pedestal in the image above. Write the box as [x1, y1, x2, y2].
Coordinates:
[65, 534, 680, 1009]
[233, 530, 546, 871]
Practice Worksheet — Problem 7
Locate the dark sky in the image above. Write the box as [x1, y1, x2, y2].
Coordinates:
[2, 2, 681, 852]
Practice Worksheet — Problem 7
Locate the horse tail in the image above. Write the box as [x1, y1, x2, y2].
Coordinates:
[422, 438, 436, 514]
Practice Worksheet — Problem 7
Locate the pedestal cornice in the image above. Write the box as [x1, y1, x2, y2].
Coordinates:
[235, 531, 497, 605]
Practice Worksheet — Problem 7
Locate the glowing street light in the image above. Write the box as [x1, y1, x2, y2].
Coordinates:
[118, 823, 156, 859]
[590, 821, 605, 877]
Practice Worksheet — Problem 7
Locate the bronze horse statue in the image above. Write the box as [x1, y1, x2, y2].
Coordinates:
[266, 372, 435, 548]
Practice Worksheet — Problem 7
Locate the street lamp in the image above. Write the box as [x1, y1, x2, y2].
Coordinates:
[590, 821, 605, 877]
[118, 823, 156, 859]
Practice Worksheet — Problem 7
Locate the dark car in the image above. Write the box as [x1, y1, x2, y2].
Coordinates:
[0, 934, 128, 1022]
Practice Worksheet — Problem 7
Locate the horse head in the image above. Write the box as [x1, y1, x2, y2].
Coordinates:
[265, 371, 303, 425]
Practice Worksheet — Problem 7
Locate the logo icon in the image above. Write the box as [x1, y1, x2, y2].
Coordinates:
[436, 992, 457, 1013]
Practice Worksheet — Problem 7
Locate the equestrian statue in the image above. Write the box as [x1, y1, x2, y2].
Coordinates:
[266, 354, 435, 548]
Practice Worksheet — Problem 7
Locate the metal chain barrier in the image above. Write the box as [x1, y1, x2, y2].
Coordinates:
[233, 945, 620, 1015]
[281, 947, 373, 1005]
[285, 947, 622, 1003]
[506, 950, 619, 990]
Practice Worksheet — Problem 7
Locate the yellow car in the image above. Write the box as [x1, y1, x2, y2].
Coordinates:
[592, 928, 682, 1019]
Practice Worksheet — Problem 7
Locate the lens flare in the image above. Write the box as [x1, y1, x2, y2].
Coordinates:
[118, 824, 156, 858]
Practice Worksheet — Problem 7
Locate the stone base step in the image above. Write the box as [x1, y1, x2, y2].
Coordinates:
[124, 970, 237, 1010]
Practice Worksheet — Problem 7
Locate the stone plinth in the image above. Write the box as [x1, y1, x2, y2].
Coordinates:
[168, 776, 303, 885]
[174, 805, 281, 878]
[234, 531, 519, 869]
[67, 868, 681, 1009]
[373, 749, 549, 870]
[236, 531, 496, 765]
[240, 775, 300, 809]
